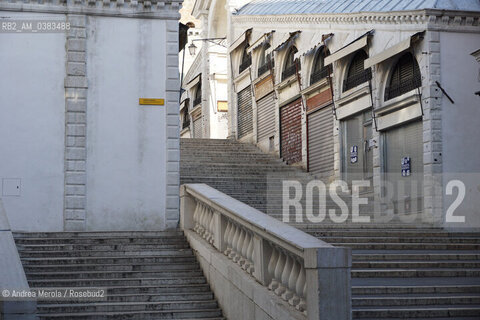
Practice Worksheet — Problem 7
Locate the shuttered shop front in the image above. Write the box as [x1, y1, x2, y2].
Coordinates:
[384, 120, 423, 213]
[193, 116, 202, 138]
[257, 92, 276, 141]
[237, 86, 253, 139]
[280, 98, 302, 164]
[307, 106, 334, 178]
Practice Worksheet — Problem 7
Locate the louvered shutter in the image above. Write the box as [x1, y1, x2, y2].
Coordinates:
[307, 106, 334, 179]
[257, 93, 276, 142]
[237, 86, 253, 139]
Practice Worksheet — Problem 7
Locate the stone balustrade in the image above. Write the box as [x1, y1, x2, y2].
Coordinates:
[181, 183, 352, 320]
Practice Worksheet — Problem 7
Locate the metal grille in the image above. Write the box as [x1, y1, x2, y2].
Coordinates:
[239, 55, 252, 73]
[385, 53, 421, 101]
[258, 57, 273, 77]
[343, 68, 372, 91]
[282, 64, 298, 80]
[256, 92, 276, 142]
[280, 99, 302, 164]
[307, 106, 334, 179]
[343, 50, 371, 91]
[237, 86, 253, 139]
[310, 66, 330, 85]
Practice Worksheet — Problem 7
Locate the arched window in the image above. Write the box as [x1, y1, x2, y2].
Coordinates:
[343, 50, 372, 91]
[282, 46, 299, 81]
[385, 53, 421, 101]
[193, 83, 202, 106]
[257, 44, 273, 77]
[310, 48, 330, 85]
[239, 45, 252, 73]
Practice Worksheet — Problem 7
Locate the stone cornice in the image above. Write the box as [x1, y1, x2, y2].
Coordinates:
[0, 0, 182, 19]
[233, 9, 480, 32]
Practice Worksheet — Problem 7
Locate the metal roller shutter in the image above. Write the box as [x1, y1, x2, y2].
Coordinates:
[280, 99, 302, 165]
[237, 86, 253, 139]
[193, 117, 202, 139]
[307, 106, 334, 179]
[256, 92, 276, 142]
[384, 120, 423, 213]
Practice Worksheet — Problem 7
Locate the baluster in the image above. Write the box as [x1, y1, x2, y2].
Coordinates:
[296, 281, 307, 313]
[229, 225, 239, 259]
[193, 202, 200, 233]
[239, 230, 249, 267]
[223, 221, 232, 255]
[208, 210, 215, 243]
[245, 234, 255, 274]
[269, 249, 286, 291]
[275, 253, 292, 296]
[198, 204, 206, 236]
[204, 207, 211, 240]
[233, 229, 245, 263]
[267, 248, 279, 286]
[290, 263, 305, 307]
[282, 258, 300, 301]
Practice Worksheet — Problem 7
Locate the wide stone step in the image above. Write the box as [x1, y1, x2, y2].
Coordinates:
[15, 237, 190, 245]
[28, 276, 207, 287]
[17, 243, 191, 251]
[37, 300, 219, 313]
[26, 270, 204, 280]
[20, 255, 197, 265]
[352, 268, 480, 278]
[13, 231, 184, 238]
[48, 292, 215, 304]
[352, 305, 480, 318]
[97, 284, 212, 295]
[352, 294, 480, 307]
[352, 253, 480, 261]
[329, 243, 480, 250]
[352, 285, 480, 295]
[352, 260, 480, 269]
[23, 262, 200, 272]
[317, 236, 480, 244]
[18, 249, 194, 258]
[37, 308, 224, 319]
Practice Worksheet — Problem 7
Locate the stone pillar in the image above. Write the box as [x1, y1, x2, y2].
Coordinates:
[64, 14, 88, 231]
[165, 20, 181, 229]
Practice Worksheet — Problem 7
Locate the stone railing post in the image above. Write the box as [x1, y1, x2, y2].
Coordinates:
[304, 247, 352, 320]
[180, 185, 195, 230]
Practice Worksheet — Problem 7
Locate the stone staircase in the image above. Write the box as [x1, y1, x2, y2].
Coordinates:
[14, 231, 224, 320]
[180, 138, 480, 319]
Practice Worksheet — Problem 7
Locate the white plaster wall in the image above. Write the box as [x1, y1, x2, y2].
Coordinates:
[0, 12, 65, 231]
[209, 78, 229, 138]
[86, 16, 167, 231]
[440, 31, 480, 174]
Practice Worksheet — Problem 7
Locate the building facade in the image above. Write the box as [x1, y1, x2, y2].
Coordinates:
[194, 0, 480, 224]
[0, 0, 182, 231]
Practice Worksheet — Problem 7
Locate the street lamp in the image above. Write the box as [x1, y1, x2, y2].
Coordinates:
[188, 42, 197, 56]
[187, 37, 227, 56]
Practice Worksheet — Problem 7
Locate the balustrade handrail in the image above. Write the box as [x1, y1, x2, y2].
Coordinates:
[180, 183, 351, 320]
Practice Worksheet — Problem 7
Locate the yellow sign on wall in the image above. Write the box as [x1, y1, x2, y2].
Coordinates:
[139, 98, 165, 106]
[217, 101, 228, 112]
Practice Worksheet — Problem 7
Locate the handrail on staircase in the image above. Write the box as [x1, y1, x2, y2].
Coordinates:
[180, 183, 352, 320]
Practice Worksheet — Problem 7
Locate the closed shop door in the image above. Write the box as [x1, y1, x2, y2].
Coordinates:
[280, 99, 302, 165]
[193, 116, 202, 138]
[257, 92, 276, 142]
[307, 106, 334, 179]
[237, 86, 253, 139]
[384, 120, 423, 213]
[342, 110, 373, 184]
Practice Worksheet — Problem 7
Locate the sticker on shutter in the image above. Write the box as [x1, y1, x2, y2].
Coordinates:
[402, 157, 411, 177]
[350, 145, 358, 164]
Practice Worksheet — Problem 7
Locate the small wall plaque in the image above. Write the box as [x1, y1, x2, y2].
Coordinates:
[139, 98, 164, 106]
[401, 157, 411, 177]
